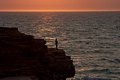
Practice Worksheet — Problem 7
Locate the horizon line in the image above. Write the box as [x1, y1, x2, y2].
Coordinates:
[0, 10, 120, 12]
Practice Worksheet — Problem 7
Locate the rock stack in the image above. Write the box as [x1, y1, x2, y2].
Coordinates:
[0, 27, 75, 80]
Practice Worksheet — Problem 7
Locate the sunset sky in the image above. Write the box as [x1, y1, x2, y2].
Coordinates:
[0, 0, 120, 12]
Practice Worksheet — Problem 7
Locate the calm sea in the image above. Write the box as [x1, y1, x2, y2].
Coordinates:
[0, 12, 120, 80]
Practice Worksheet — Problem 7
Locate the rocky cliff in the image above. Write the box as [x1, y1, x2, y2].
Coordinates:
[0, 27, 75, 80]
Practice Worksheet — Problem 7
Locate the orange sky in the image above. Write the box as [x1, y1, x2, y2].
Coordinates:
[0, 0, 120, 12]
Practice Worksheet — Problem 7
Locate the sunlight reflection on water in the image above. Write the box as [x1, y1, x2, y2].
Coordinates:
[0, 12, 120, 80]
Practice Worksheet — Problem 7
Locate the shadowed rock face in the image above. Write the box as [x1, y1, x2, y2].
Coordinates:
[0, 27, 75, 80]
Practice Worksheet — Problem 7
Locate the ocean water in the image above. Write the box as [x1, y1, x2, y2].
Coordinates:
[0, 12, 120, 80]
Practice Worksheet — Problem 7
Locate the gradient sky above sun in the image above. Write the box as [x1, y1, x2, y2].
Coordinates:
[0, 0, 120, 12]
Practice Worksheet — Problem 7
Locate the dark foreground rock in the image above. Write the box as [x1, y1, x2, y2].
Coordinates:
[0, 27, 75, 80]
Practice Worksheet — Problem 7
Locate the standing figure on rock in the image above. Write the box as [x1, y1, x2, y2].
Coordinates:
[55, 38, 58, 50]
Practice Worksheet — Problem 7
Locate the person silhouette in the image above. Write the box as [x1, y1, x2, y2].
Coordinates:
[55, 38, 58, 50]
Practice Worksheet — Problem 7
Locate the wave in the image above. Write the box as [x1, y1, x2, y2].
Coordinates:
[80, 68, 120, 74]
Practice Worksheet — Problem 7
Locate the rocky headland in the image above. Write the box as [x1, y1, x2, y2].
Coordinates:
[0, 27, 75, 80]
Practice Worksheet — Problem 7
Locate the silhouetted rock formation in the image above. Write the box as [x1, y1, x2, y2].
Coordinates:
[0, 27, 75, 80]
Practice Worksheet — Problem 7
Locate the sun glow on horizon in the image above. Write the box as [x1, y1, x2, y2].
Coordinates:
[0, 0, 120, 12]
[0, 10, 81, 12]
[0, 10, 120, 12]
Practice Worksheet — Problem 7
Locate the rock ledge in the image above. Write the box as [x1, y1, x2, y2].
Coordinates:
[0, 27, 75, 80]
